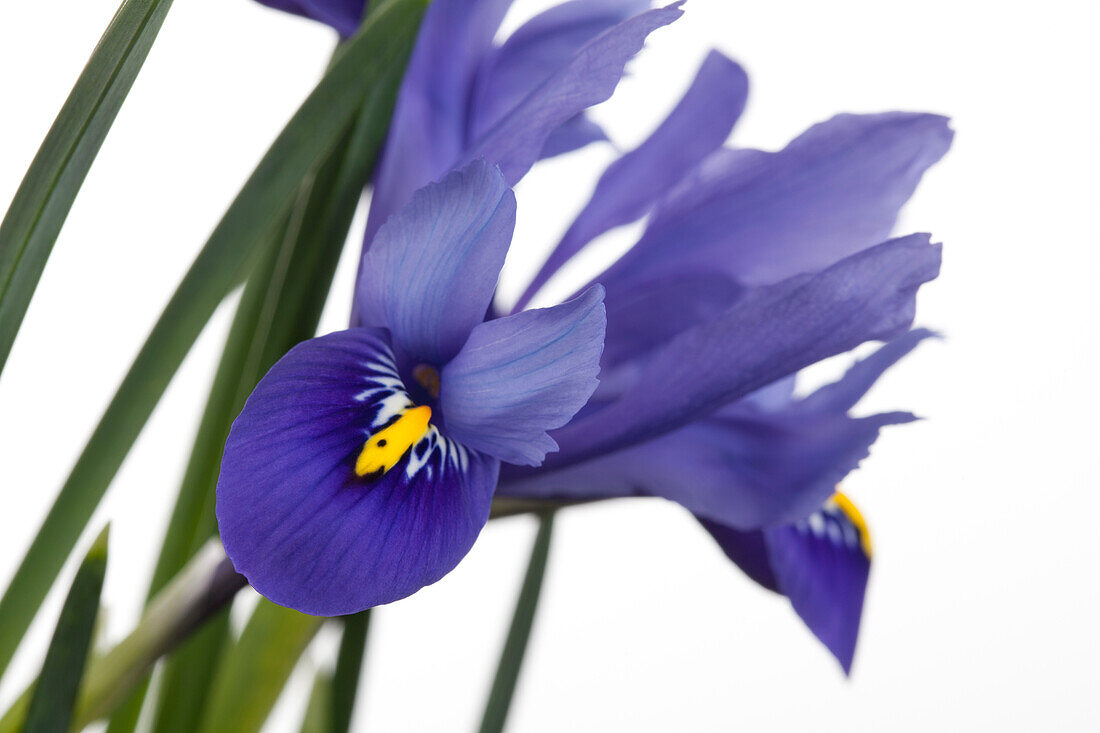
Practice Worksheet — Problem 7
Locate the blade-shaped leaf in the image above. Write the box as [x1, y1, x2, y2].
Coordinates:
[0, 0, 174, 376]
[0, 0, 426, 682]
[298, 671, 334, 733]
[332, 611, 371, 733]
[478, 513, 556, 733]
[197, 600, 323, 733]
[21, 527, 109, 733]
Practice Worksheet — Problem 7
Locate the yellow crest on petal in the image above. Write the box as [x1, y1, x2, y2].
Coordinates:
[355, 405, 432, 479]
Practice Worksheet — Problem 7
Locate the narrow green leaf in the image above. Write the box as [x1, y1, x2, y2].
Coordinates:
[298, 671, 334, 733]
[21, 526, 109, 733]
[331, 611, 371, 733]
[197, 601, 323, 733]
[478, 514, 556, 733]
[0, 0, 174, 376]
[0, 0, 427, 682]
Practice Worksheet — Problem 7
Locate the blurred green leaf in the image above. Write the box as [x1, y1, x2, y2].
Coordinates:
[0, 0, 427, 683]
[298, 671, 334, 733]
[332, 611, 371, 733]
[0, 0, 173, 377]
[197, 600, 322, 733]
[479, 514, 556, 733]
[21, 527, 109, 733]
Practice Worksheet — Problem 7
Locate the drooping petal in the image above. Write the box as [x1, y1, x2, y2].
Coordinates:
[441, 285, 606, 466]
[469, 0, 651, 143]
[357, 160, 516, 365]
[256, 0, 364, 37]
[599, 112, 953, 290]
[364, 0, 516, 241]
[705, 496, 873, 674]
[534, 233, 941, 470]
[464, 2, 684, 184]
[216, 329, 498, 616]
[499, 404, 911, 529]
[517, 50, 749, 309]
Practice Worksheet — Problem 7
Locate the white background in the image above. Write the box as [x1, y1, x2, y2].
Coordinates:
[1, 0, 1099, 731]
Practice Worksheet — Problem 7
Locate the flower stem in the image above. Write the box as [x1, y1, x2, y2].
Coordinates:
[478, 512, 556, 733]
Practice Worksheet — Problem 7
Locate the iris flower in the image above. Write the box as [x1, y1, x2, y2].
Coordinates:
[237, 0, 951, 672]
[217, 160, 606, 615]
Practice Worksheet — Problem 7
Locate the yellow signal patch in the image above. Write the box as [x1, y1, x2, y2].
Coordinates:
[355, 405, 432, 478]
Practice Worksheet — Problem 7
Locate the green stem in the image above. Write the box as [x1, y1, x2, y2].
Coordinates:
[478, 513, 556, 733]
[331, 612, 371, 733]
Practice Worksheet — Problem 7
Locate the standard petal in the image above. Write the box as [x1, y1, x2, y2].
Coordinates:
[534, 233, 941, 470]
[599, 112, 953, 290]
[468, 0, 651, 141]
[703, 494, 872, 674]
[216, 329, 498, 616]
[364, 0, 515, 240]
[517, 50, 749, 309]
[464, 2, 684, 184]
[357, 160, 517, 364]
[256, 0, 364, 37]
[440, 285, 606, 466]
[499, 404, 911, 529]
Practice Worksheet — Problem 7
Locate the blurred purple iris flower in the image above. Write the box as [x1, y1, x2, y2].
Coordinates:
[235, 0, 952, 672]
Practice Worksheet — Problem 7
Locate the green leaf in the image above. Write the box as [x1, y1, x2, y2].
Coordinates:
[331, 611, 371, 733]
[21, 526, 109, 733]
[0, 0, 174, 376]
[0, 0, 427, 683]
[478, 514, 556, 733]
[197, 601, 323, 733]
[298, 671, 334, 733]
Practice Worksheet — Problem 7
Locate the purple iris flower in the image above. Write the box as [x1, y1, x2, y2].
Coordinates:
[490, 47, 953, 670]
[216, 161, 607, 616]
[239, 0, 951, 673]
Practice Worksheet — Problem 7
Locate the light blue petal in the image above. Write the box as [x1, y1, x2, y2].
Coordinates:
[357, 160, 516, 365]
[441, 285, 606, 465]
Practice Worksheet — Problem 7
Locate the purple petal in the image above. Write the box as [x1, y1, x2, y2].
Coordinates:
[464, 2, 684, 184]
[600, 112, 953, 291]
[701, 495, 871, 674]
[469, 0, 650, 143]
[364, 0, 515, 241]
[441, 286, 606, 466]
[797, 328, 939, 415]
[256, 0, 364, 37]
[517, 50, 749, 309]
[499, 404, 911, 529]
[216, 329, 498, 616]
[357, 161, 516, 365]
[537, 233, 941, 469]
[539, 114, 609, 159]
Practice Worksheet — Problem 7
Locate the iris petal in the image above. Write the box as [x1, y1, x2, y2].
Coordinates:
[469, 0, 651, 143]
[441, 285, 606, 466]
[464, 2, 684, 184]
[519, 50, 749, 309]
[216, 329, 498, 616]
[357, 160, 516, 365]
[364, 0, 516, 241]
[705, 498, 872, 674]
[535, 233, 941, 469]
[499, 406, 911, 529]
[601, 112, 953, 290]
